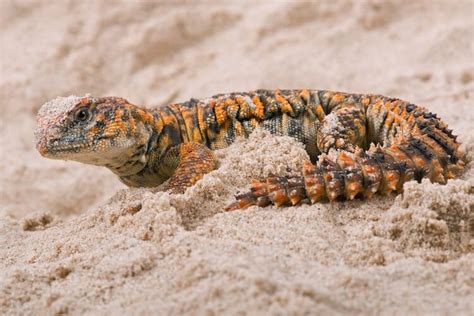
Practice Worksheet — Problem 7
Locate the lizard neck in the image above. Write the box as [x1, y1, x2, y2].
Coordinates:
[105, 106, 163, 179]
[114, 105, 186, 187]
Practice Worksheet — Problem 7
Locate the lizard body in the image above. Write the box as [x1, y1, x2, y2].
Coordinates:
[35, 90, 466, 210]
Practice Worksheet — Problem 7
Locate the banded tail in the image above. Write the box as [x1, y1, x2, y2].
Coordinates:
[225, 95, 466, 211]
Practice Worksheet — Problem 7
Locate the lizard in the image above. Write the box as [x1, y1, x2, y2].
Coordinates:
[35, 90, 466, 210]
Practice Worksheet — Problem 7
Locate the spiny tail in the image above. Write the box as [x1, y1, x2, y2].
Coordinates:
[225, 137, 466, 211]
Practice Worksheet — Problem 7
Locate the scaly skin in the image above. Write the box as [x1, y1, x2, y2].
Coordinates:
[35, 90, 466, 210]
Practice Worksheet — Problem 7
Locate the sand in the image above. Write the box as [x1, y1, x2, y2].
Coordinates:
[1, 0, 473, 315]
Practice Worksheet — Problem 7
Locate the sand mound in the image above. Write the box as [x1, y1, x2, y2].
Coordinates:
[1, 131, 473, 314]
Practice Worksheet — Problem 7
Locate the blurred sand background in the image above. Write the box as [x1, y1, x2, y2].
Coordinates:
[0, 0, 473, 314]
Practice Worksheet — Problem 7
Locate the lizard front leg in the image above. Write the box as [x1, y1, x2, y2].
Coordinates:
[164, 142, 218, 194]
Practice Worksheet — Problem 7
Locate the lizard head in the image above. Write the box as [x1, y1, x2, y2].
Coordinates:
[35, 95, 153, 170]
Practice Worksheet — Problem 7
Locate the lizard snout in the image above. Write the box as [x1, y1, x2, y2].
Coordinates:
[34, 126, 61, 157]
[35, 134, 54, 157]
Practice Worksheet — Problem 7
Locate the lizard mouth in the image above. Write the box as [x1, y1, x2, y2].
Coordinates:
[36, 138, 93, 157]
[51, 143, 90, 152]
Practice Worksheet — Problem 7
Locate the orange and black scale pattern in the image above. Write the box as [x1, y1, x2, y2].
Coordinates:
[73, 90, 466, 210]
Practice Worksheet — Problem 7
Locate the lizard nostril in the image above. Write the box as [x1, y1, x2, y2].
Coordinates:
[36, 140, 49, 156]
[35, 132, 58, 155]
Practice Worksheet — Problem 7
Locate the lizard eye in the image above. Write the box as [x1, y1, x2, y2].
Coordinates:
[75, 108, 91, 122]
